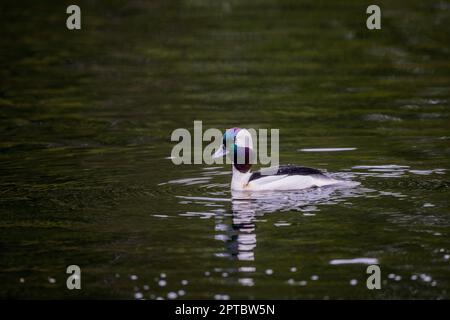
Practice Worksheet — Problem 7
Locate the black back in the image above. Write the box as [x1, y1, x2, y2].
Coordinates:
[248, 165, 324, 182]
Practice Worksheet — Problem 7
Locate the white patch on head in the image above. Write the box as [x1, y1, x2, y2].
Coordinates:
[235, 129, 254, 149]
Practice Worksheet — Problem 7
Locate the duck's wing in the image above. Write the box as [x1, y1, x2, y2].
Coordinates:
[247, 165, 337, 190]
[248, 165, 325, 182]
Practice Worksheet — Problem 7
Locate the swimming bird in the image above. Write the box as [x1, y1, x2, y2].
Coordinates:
[212, 127, 354, 191]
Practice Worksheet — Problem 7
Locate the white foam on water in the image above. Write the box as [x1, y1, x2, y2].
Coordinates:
[330, 258, 379, 265]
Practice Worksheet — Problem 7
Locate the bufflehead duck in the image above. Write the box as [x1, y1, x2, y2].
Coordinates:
[213, 127, 353, 191]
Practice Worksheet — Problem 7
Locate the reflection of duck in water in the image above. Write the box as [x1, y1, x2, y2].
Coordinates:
[217, 186, 364, 261]
[224, 196, 258, 261]
[213, 128, 358, 191]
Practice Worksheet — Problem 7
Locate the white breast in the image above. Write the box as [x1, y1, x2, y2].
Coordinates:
[231, 166, 252, 191]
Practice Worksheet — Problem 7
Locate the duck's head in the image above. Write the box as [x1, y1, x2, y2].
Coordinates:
[213, 127, 254, 173]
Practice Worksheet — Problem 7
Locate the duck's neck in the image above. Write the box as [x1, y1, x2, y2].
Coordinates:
[231, 164, 252, 191]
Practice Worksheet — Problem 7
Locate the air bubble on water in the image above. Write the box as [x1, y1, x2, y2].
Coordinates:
[130, 275, 138, 281]
[238, 278, 254, 287]
[167, 292, 177, 300]
[158, 279, 167, 287]
[395, 275, 401, 281]
[143, 285, 149, 291]
[178, 290, 186, 296]
[350, 279, 358, 286]
[160, 273, 166, 278]
[204, 271, 211, 277]
[214, 294, 230, 300]
[290, 267, 297, 272]
[156, 297, 164, 300]
[388, 273, 395, 279]
[411, 275, 418, 281]
[222, 272, 228, 278]
[19, 278, 25, 283]
[181, 280, 188, 285]
[287, 279, 295, 285]
[48, 277, 56, 284]
[265, 269, 274, 275]
[420, 274, 432, 282]
[444, 254, 450, 260]
[135, 292, 143, 299]
[239, 267, 256, 273]
[299, 280, 307, 286]
[311, 275, 319, 281]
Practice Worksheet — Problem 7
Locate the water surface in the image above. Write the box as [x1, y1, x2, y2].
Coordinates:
[0, 0, 449, 299]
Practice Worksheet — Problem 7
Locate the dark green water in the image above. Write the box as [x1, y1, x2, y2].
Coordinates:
[0, 0, 449, 299]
